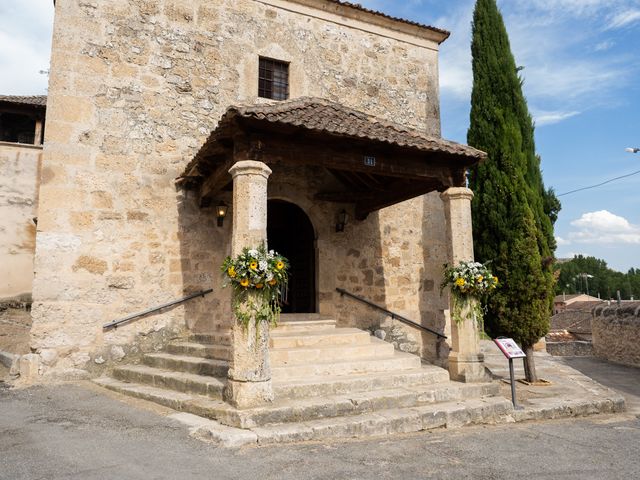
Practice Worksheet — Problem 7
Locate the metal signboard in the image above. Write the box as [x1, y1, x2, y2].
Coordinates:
[494, 337, 526, 409]
[494, 338, 526, 359]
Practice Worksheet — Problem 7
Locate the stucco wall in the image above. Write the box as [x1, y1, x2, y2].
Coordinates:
[0, 142, 40, 299]
[592, 303, 640, 368]
[32, 0, 446, 377]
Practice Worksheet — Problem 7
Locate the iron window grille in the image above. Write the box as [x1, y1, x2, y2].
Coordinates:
[259, 57, 289, 101]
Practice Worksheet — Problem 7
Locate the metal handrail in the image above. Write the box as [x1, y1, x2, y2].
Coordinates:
[103, 289, 213, 330]
[336, 288, 447, 340]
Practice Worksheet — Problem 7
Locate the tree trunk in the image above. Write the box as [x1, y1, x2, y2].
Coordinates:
[523, 346, 538, 383]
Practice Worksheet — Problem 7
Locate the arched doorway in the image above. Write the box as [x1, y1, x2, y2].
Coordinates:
[267, 200, 316, 314]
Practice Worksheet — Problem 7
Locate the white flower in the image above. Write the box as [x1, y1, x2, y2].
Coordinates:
[259, 260, 268, 271]
[268, 250, 275, 259]
[248, 249, 258, 257]
[266, 272, 274, 282]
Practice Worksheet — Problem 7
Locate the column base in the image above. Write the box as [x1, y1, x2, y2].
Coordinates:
[448, 352, 489, 383]
[224, 378, 274, 409]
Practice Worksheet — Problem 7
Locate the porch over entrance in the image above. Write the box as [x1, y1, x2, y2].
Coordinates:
[179, 97, 484, 219]
[178, 97, 487, 407]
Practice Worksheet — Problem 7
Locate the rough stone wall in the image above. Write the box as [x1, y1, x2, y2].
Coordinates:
[0, 299, 32, 355]
[0, 143, 41, 298]
[32, 0, 444, 378]
[269, 166, 449, 364]
[592, 302, 640, 368]
[546, 341, 593, 357]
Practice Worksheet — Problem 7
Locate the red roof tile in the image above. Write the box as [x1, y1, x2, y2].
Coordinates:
[224, 97, 486, 159]
[0, 95, 47, 107]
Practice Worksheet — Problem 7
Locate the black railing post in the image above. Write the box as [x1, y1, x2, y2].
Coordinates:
[336, 288, 447, 340]
[103, 289, 213, 330]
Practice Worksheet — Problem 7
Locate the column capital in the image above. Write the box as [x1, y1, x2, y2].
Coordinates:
[440, 187, 474, 202]
[229, 160, 272, 180]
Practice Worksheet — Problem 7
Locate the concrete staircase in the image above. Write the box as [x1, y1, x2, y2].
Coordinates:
[95, 315, 510, 443]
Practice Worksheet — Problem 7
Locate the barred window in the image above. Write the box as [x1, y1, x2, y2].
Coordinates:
[258, 57, 289, 101]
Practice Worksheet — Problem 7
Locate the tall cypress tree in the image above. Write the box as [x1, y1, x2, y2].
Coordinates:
[467, 0, 558, 381]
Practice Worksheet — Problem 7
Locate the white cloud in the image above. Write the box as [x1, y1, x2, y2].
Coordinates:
[594, 40, 616, 51]
[533, 110, 581, 126]
[568, 210, 640, 245]
[556, 236, 571, 246]
[608, 9, 640, 29]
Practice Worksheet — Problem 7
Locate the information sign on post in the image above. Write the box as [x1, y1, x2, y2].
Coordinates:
[494, 338, 526, 409]
[494, 338, 526, 359]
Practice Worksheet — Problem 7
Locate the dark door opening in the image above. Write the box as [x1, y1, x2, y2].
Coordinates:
[267, 200, 316, 314]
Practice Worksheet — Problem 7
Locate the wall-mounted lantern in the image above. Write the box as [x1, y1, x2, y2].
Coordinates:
[336, 209, 349, 233]
[216, 201, 228, 227]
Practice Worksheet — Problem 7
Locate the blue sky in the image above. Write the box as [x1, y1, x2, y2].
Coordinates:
[2, 0, 639, 271]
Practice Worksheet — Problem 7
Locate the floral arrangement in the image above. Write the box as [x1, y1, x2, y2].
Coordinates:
[441, 261, 498, 324]
[221, 244, 289, 328]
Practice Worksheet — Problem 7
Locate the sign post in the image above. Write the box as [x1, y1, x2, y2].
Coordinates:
[494, 338, 526, 410]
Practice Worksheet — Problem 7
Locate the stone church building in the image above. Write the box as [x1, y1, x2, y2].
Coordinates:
[8, 0, 503, 439]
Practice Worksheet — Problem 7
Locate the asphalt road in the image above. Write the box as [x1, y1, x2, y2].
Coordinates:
[1, 383, 639, 480]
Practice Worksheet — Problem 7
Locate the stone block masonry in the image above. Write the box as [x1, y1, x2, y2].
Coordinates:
[592, 302, 640, 368]
[30, 0, 450, 379]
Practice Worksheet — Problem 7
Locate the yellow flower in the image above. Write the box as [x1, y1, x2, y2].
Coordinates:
[455, 278, 466, 287]
[240, 278, 249, 288]
[268, 279, 277, 286]
[476, 275, 484, 283]
[256, 283, 264, 289]
[227, 266, 236, 278]
[276, 261, 285, 270]
[493, 276, 498, 283]
[249, 261, 258, 270]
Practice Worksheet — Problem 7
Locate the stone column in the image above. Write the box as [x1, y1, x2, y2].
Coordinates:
[440, 187, 486, 382]
[224, 160, 274, 408]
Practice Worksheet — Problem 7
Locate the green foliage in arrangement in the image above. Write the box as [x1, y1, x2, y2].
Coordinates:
[441, 261, 498, 325]
[221, 245, 289, 328]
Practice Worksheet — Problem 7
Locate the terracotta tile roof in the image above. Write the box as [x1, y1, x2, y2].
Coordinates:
[0, 95, 47, 107]
[323, 1, 450, 42]
[223, 97, 486, 160]
[546, 331, 579, 342]
[563, 301, 604, 311]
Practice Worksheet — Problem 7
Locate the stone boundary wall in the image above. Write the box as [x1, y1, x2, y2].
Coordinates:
[592, 302, 640, 368]
[546, 341, 593, 357]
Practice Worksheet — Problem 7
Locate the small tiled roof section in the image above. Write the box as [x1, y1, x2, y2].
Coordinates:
[554, 294, 580, 303]
[224, 97, 487, 160]
[0, 95, 47, 107]
[325, 1, 450, 41]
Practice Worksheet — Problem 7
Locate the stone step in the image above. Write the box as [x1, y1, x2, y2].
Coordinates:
[93, 376, 502, 430]
[208, 382, 501, 429]
[94, 377, 223, 412]
[272, 366, 451, 399]
[112, 364, 226, 398]
[189, 333, 231, 346]
[269, 339, 394, 366]
[167, 342, 230, 360]
[271, 351, 422, 379]
[269, 328, 371, 349]
[143, 353, 228, 377]
[252, 397, 514, 445]
[275, 315, 336, 332]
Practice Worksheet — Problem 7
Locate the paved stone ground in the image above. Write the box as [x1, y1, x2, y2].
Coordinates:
[481, 341, 627, 420]
[560, 356, 640, 415]
[0, 383, 639, 480]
